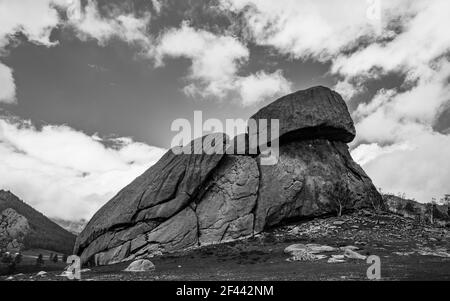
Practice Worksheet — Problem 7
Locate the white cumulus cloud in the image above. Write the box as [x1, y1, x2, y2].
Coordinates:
[66, 0, 151, 47]
[0, 0, 153, 104]
[236, 70, 291, 106]
[155, 22, 291, 105]
[353, 132, 450, 202]
[155, 22, 249, 98]
[0, 63, 16, 104]
[220, 0, 450, 202]
[0, 116, 165, 220]
[0, 0, 68, 103]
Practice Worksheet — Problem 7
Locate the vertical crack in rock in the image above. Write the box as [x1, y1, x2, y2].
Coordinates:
[251, 156, 263, 234]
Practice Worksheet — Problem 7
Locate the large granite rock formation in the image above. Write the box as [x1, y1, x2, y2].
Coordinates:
[75, 86, 383, 266]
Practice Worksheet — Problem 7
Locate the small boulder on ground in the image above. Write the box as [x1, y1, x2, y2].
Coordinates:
[344, 249, 367, 260]
[339, 245, 359, 251]
[284, 243, 336, 255]
[124, 259, 155, 272]
[327, 256, 345, 263]
[287, 250, 324, 262]
[285, 243, 335, 261]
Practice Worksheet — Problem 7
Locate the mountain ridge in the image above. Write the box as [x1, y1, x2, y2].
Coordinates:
[0, 190, 76, 254]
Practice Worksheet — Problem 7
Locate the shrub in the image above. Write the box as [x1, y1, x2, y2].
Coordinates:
[36, 254, 44, 266]
[14, 253, 22, 264]
[405, 202, 415, 213]
[329, 180, 354, 217]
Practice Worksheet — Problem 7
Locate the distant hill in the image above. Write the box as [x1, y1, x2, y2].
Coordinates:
[384, 194, 450, 227]
[51, 217, 87, 235]
[0, 190, 76, 254]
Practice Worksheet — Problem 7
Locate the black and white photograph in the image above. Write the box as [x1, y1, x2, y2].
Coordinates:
[0, 0, 449, 288]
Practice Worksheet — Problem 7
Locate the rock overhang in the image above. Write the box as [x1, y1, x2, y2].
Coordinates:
[249, 86, 356, 145]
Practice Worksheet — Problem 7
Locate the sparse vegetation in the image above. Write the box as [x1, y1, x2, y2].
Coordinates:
[1, 252, 12, 264]
[36, 254, 44, 267]
[426, 200, 437, 225]
[404, 202, 415, 213]
[383, 193, 450, 227]
[14, 253, 22, 264]
[328, 180, 354, 217]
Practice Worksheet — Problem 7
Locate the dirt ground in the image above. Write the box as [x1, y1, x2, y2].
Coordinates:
[1, 210, 449, 281]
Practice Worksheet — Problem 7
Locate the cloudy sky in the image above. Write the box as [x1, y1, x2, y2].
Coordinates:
[0, 0, 449, 221]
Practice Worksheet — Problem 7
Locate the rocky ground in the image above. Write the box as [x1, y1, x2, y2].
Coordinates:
[2, 210, 449, 281]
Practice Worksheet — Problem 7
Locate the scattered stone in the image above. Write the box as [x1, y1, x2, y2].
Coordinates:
[284, 244, 307, 254]
[36, 271, 47, 277]
[415, 247, 450, 258]
[285, 243, 335, 261]
[305, 244, 336, 253]
[340, 245, 359, 251]
[328, 257, 345, 263]
[360, 209, 373, 216]
[58, 271, 71, 277]
[124, 259, 155, 272]
[287, 250, 324, 262]
[284, 243, 336, 255]
[344, 249, 367, 260]
[394, 252, 415, 256]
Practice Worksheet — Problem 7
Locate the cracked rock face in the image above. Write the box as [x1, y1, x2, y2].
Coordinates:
[254, 140, 382, 232]
[75, 86, 382, 266]
[196, 155, 259, 245]
[74, 133, 228, 264]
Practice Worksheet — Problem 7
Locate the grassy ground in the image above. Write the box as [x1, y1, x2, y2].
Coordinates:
[0, 249, 67, 276]
[1, 210, 449, 281]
